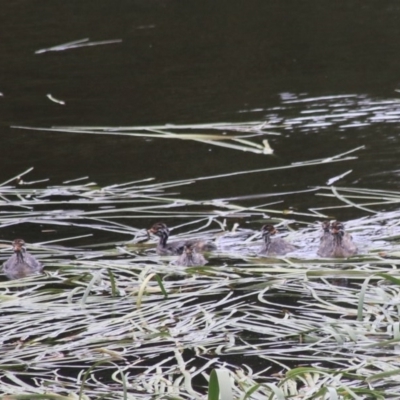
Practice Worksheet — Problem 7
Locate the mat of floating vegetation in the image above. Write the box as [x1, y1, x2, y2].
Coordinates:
[1, 169, 400, 398]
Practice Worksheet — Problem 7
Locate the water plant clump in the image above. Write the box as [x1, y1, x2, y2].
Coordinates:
[1, 168, 400, 398]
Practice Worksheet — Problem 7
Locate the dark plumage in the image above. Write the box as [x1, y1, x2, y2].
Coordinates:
[317, 220, 358, 258]
[258, 224, 296, 256]
[3, 239, 43, 279]
[148, 222, 216, 255]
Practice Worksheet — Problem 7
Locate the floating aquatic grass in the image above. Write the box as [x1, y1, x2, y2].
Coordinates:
[35, 38, 122, 54]
[11, 122, 365, 159]
[1, 169, 400, 398]
[12, 123, 278, 155]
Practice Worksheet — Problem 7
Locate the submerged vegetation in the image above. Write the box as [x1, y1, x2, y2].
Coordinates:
[1, 157, 400, 399]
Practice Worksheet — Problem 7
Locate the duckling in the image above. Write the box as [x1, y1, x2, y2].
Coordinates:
[316, 220, 332, 257]
[259, 224, 296, 256]
[317, 220, 357, 258]
[148, 222, 216, 255]
[3, 239, 43, 279]
[175, 245, 207, 266]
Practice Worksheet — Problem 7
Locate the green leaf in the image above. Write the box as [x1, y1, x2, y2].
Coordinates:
[208, 369, 233, 400]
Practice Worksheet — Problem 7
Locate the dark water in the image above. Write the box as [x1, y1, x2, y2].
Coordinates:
[2, 3, 400, 396]
[2, 1, 400, 221]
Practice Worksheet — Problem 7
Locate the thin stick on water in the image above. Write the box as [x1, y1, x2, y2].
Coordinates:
[35, 38, 122, 54]
[0, 167, 34, 187]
